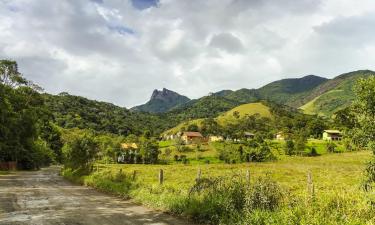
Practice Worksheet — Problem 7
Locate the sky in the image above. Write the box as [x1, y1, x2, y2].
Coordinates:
[1, 0, 375, 107]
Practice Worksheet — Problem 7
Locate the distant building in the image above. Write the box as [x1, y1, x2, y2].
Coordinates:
[182, 132, 204, 144]
[121, 143, 138, 149]
[209, 135, 224, 142]
[323, 130, 342, 141]
[244, 132, 255, 139]
[276, 132, 284, 140]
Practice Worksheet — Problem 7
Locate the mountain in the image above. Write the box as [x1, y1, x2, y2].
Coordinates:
[212, 75, 328, 106]
[257, 75, 328, 105]
[299, 70, 375, 117]
[132, 88, 190, 113]
[42, 70, 374, 136]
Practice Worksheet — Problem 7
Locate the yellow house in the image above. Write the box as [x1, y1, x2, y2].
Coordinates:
[121, 143, 138, 149]
[323, 130, 342, 141]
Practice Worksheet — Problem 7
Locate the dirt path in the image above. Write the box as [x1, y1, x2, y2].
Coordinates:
[0, 166, 192, 225]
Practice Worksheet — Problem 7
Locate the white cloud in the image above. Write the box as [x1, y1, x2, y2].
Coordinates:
[0, 0, 374, 107]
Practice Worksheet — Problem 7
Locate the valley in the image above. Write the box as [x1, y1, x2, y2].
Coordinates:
[1, 59, 375, 225]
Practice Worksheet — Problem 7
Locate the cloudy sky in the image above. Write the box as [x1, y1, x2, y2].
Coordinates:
[1, 0, 375, 107]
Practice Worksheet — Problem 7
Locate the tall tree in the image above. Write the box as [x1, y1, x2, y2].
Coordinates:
[352, 77, 375, 190]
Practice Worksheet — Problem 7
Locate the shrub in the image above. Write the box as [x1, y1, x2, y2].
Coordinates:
[177, 175, 283, 224]
[308, 147, 319, 157]
[326, 142, 337, 153]
[284, 139, 295, 156]
[245, 176, 283, 211]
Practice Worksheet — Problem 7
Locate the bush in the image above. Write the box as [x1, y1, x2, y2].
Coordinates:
[245, 176, 283, 211]
[176, 175, 283, 224]
[284, 139, 295, 156]
[326, 142, 337, 153]
[308, 147, 319, 157]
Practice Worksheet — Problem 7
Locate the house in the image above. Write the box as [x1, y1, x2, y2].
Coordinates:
[276, 132, 284, 140]
[209, 135, 224, 142]
[244, 132, 255, 139]
[162, 134, 176, 140]
[323, 130, 342, 141]
[181, 132, 204, 144]
[121, 143, 138, 149]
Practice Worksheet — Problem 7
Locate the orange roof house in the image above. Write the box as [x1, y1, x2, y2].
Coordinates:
[181, 132, 204, 144]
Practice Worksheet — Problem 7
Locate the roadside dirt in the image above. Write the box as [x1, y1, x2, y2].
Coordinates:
[0, 166, 192, 225]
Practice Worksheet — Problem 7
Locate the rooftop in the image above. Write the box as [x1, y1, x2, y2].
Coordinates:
[183, 132, 203, 137]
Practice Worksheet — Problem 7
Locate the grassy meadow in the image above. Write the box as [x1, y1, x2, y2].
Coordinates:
[63, 147, 375, 224]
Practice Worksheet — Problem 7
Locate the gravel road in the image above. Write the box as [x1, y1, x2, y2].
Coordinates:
[0, 166, 192, 225]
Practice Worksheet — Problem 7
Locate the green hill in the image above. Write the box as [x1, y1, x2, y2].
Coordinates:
[257, 75, 328, 104]
[43, 93, 177, 136]
[299, 70, 375, 117]
[217, 102, 272, 124]
[164, 102, 272, 134]
[210, 75, 328, 106]
[166, 95, 241, 120]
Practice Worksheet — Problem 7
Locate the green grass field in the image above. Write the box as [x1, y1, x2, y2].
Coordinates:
[216, 102, 272, 124]
[64, 150, 375, 224]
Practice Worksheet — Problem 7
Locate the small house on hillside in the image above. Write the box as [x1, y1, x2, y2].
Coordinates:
[209, 135, 224, 142]
[323, 130, 342, 141]
[244, 132, 255, 140]
[121, 143, 138, 149]
[182, 132, 204, 144]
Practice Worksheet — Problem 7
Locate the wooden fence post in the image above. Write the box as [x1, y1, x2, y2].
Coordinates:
[159, 169, 164, 185]
[132, 170, 137, 181]
[246, 169, 250, 186]
[196, 168, 202, 182]
[307, 170, 315, 200]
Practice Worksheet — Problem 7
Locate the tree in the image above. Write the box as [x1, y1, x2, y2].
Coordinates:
[294, 131, 308, 156]
[187, 124, 199, 132]
[63, 131, 99, 172]
[139, 137, 160, 164]
[233, 111, 240, 119]
[0, 60, 27, 87]
[353, 77, 375, 189]
[201, 118, 221, 136]
[284, 139, 295, 156]
[0, 59, 56, 169]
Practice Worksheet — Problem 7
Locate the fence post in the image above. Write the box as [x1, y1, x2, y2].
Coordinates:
[132, 170, 137, 181]
[196, 168, 202, 182]
[307, 170, 315, 201]
[246, 169, 250, 186]
[159, 169, 164, 185]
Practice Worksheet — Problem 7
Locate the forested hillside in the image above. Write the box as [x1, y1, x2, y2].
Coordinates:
[299, 70, 375, 116]
[43, 93, 175, 136]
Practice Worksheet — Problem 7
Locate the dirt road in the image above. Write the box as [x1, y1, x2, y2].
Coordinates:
[0, 166, 192, 225]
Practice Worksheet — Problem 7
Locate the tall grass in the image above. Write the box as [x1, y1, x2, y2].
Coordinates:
[62, 151, 375, 224]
